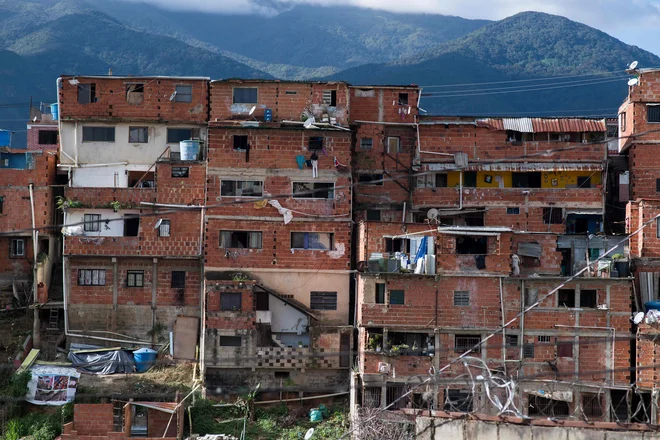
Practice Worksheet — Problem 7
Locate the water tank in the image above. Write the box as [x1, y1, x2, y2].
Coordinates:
[133, 348, 157, 373]
[50, 103, 59, 121]
[179, 140, 201, 161]
[646, 301, 660, 312]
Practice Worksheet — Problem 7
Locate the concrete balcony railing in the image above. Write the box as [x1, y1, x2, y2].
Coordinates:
[64, 187, 157, 208]
[64, 236, 140, 256]
[255, 346, 341, 369]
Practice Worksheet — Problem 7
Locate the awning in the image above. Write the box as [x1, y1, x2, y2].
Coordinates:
[478, 118, 606, 133]
[565, 209, 602, 216]
[437, 226, 511, 236]
[427, 162, 603, 172]
[131, 402, 178, 414]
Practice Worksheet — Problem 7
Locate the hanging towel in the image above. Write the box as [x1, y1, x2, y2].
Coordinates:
[268, 200, 293, 224]
[295, 155, 306, 170]
[253, 199, 268, 209]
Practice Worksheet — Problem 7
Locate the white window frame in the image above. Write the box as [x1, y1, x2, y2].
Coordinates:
[128, 126, 149, 143]
[292, 181, 335, 199]
[291, 232, 334, 250]
[10, 239, 25, 257]
[158, 220, 171, 237]
[175, 85, 193, 103]
[220, 230, 263, 249]
[387, 137, 401, 153]
[84, 214, 101, 232]
[232, 87, 258, 104]
[220, 179, 264, 197]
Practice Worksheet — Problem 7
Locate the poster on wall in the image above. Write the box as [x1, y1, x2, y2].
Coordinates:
[26, 365, 80, 406]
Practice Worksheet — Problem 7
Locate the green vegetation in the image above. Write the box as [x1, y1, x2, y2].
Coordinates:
[190, 399, 349, 440]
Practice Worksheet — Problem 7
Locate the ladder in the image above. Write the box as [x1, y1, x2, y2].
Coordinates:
[48, 308, 59, 330]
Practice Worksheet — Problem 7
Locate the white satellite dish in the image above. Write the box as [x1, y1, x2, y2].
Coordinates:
[628, 78, 639, 86]
[249, 105, 257, 116]
[68, 78, 80, 85]
[154, 219, 163, 229]
[32, 116, 37, 122]
[427, 208, 439, 220]
[629, 61, 639, 70]
[304, 428, 315, 440]
[169, 91, 177, 101]
[633, 312, 645, 325]
[303, 117, 316, 129]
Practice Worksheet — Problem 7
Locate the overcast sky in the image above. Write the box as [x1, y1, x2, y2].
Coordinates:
[131, 0, 660, 57]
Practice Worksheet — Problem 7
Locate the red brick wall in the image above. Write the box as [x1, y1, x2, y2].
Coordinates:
[349, 86, 420, 123]
[627, 200, 660, 258]
[204, 219, 351, 270]
[0, 236, 33, 279]
[27, 124, 59, 151]
[146, 408, 177, 438]
[64, 187, 157, 208]
[210, 81, 349, 125]
[629, 144, 660, 200]
[155, 162, 206, 205]
[59, 76, 209, 123]
[73, 404, 114, 436]
[356, 221, 436, 262]
[206, 282, 256, 330]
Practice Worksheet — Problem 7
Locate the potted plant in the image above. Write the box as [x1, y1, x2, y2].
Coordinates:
[368, 334, 382, 352]
[231, 272, 250, 288]
[298, 341, 304, 348]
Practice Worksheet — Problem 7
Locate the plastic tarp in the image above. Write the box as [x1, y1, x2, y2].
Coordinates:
[68, 350, 135, 375]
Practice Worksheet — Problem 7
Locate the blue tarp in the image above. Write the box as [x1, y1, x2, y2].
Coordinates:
[413, 236, 427, 264]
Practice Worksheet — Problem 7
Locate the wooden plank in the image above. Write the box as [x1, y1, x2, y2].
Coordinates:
[17, 348, 40, 373]
[173, 316, 199, 360]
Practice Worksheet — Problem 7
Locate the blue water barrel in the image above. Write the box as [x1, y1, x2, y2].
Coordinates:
[133, 348, 157, 373]
[50, 103, 59, 121]
[179, 140, 200, 161]
[646, 301, 660, 311]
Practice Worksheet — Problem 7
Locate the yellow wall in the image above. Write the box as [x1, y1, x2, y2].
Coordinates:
[442, 171, 601, 188]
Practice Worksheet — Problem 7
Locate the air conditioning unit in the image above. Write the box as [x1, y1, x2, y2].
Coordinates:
[378, 362, 390, 374]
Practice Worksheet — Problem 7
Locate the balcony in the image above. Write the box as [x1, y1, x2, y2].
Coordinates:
[63, 187, 156, 208]
[64, 236, 139, 256]
[255, 346, 341, 369]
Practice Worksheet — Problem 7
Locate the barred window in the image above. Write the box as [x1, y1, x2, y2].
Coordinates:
[78, 269, 106, 286]
[310, 291, 337, 310]
[127, 270, 144, 288]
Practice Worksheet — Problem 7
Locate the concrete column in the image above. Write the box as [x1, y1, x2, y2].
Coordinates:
[433, 331, 440, 409]
[151, 258, 158, 345]
[111, 257, 118, 332]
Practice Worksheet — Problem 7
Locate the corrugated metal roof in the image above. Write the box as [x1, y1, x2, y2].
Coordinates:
[132, 402, 178, 414]
[478, 118, 606, 133]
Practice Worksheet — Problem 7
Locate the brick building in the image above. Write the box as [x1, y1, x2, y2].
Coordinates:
[202, 79, 353, 396]
[57, 75, 209, 346]
[355, 115, 635, 420]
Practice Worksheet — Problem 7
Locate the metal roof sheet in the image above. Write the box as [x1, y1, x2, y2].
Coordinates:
[477, 118, 606, 133]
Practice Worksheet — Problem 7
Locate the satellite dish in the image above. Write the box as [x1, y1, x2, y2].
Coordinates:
[32, 116, 37, 122]
[628, 78, 639, 86]
[154, 219, 163, 229]
[304, 428, 314, 440]
[169, 91, 177, 101]
[303, 117, 316, 129]
[629, 61, 639, 70]
[249, 106, 257, 116]
[633, 312, 645, 325]
[427, 208, 439, 220]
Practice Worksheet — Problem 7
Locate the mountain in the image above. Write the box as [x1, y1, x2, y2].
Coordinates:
[328, 12, 660, 115]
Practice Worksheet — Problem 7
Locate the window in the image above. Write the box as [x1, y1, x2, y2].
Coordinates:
[175, 85, 192, 103]
[0, 197, 3, 214]
[512, 172, 542, 188]
[507, 207, 520, 215]
[582, 393, 603, 418]
[528, 396, 570, 417]
[127, 270, 144, 288]
[10, 239, 25, 257]
[220, 180, 263, 197]
[416, 173, 447, 188]
[358, 174, 384, 186]
[322, 90, 337, 106]
[167, 128, 192, 143]
[558, 289, 575, 307]
[360, 138, 373, 149]
[233, 135, 248, 150]
[128, 126, 148, 143]
[366, 210, 381, 221]
[291, 232, 333, 250]
[456, 236, 488, 254]
[619, 112, 626, 132]
[221, 292, 242, 311]
[543, 207, 563, 224]
[387, 137, 401, 153]
[274, 371, 290, 379]
[538, 335, 551, 343]
[506, 334, 518, 347]
[577, 176, 591, 188]
[310, 291, 337, 310]
[453, 291, 470, 306]
[557, 341, 573, 358]
[398, 93, 409, 106]
[38, 131, 57, 145]
[82, 127, 115, 142]
[580, 289, 598, 308]
[125, 83, 144, 105]
[78, 269, 106, 286]
[123, 216, 139, 237]
[158, 220, 171, 237]
[389, 289, 405, 305]
[220, 231, 262, 249]
[77, 83, 96, 104]
[444, 389, 473, 412]
[293, 182, 334, 199]
[83, 214, 101, 232]
[648, 105, 660, 123]
[308, 137, 323, 150]
[171, 271, 186, 288]
[455, 335, 480, 353]
[233, 87, 258, 104]
[463, 171, 477, 187]
[171, 167, 189, 178]
[523, 343, 535, 358]
[385, 238, 410, 253]
[375, 284, 385, 304]
[219, 336, 242, 347]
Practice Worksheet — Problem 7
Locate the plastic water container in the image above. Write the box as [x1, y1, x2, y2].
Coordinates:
[646, 301, 660, 312]
[133, 348, 157, 373]
[50, 103, 59, 121]
[179, 140, 201, 161]
[309, 408, 322, 422]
